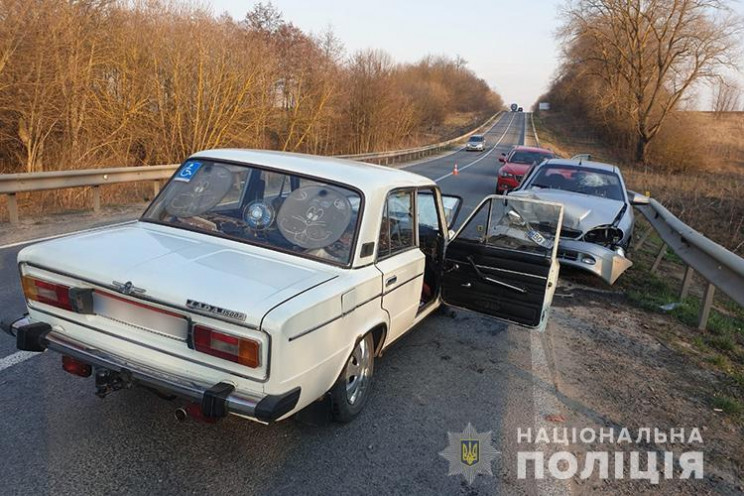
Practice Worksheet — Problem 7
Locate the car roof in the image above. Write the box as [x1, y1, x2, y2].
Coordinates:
[469, 134, 484, 139]
[510, 145, 554, 154]
[542, 158, 620, 174]
[189, 149, 436, 196]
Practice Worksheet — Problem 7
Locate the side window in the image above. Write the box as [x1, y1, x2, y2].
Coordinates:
[378, 190, 415, 258]
[417, 190, 440, 231]
[457, 201, 490, 242]
[417, 189, 441, 256]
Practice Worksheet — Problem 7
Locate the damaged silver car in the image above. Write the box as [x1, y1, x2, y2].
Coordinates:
[508, 157, 648, 284]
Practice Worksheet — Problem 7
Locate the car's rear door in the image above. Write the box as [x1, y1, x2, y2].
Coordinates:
[441, 196, 563, 330]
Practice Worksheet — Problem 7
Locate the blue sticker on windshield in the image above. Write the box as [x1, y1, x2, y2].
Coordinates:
[174, 161, 202, 182]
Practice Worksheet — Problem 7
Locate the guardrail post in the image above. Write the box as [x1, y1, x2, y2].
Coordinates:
[152, 180, 160, 197]
[698, 282, 715, 330]
[679, 265, 694, 300]
[6, 193, 19, 225]
[92, 186, 101, 213]
[634, 228, 653, 251]
[651, 242, 667, 274]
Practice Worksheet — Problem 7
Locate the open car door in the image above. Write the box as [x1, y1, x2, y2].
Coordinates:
[441, 196, 564, 330]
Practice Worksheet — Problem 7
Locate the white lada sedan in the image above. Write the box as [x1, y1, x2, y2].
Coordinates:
[3, 150, 564, 424]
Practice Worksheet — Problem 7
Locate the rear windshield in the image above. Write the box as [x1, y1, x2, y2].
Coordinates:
[524, 164, 624, 201]
[142, 160, 362, 266]
[509, 151, 553, 165]
[469, 136, 484, 142]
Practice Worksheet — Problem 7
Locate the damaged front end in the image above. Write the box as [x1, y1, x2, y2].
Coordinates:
[557, 239, 632, 284]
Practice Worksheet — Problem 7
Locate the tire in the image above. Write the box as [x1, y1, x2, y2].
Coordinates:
[329, 333, 375, 423]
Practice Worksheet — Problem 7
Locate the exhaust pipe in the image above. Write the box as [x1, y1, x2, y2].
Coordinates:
[174, 407, 188, 422]
[174, 403, 218, 423]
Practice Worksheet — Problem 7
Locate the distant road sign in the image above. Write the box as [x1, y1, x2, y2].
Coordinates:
[538, 102, 550, 111]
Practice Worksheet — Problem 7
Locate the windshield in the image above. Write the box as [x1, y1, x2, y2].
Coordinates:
[508, 151, 553, 165]
[142, 160, 362, 266]
[525, 164, 625, 201]
[469, 136, 484, 142]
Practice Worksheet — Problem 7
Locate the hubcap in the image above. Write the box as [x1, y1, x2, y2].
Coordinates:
[345, 337, 372, 405]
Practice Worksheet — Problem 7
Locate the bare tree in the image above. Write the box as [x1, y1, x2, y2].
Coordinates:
[561, 0, 744, 163]
[712, 77, 741, 114]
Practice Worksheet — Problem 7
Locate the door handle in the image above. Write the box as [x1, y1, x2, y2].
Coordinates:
[386, 276, 398, 287]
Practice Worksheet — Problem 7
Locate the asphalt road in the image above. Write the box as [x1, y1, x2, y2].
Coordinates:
[0, 112, 558, 495]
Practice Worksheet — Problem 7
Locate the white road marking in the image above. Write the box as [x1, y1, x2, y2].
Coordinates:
[0, 350, 37, 372]
[0, 220, 137, 251]
[530, 330, 571, 496]
[434, 112, 518, 183]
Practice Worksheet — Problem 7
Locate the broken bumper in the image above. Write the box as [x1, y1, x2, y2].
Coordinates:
[557, 239, 632, 285]
[2, 317, 300, 423]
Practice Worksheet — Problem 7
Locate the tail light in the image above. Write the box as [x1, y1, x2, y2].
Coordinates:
[192, 325, 260, 368]
[62, 355, 92, 377]
[22, 275, 73, 311]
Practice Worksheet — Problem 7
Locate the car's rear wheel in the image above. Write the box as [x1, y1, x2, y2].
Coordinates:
[329, 333, 375, 422]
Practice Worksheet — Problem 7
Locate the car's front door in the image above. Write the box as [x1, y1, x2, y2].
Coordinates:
[376, 189, 425, 344]
[441, 196, 564, 330]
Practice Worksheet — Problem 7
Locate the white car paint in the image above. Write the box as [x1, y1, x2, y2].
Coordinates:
[12, 149, 564, 423]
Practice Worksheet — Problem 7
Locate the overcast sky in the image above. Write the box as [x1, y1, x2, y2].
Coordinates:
[207, 0, 744, 109]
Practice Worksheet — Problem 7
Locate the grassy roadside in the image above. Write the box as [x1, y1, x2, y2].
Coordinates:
[534, 111, 744, 422]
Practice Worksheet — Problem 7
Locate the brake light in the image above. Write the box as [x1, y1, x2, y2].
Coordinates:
[192, 325, 259, 368]
[22, 275, 73, 311]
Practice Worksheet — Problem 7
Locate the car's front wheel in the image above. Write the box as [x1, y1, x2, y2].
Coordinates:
[329, 333, 375, 422]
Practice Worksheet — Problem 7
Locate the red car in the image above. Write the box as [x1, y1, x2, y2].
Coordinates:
[497, 146, 556, 193]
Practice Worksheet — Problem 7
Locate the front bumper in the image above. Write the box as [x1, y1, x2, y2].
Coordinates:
[466, 145, 484, 151]
[557, 239, 632, 285]
[3, 318, 300, 423]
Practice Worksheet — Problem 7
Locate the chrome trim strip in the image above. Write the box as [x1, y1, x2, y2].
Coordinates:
[475, 264, 547, 280]
[382, 272, 423, 296]
[288, 292, 382, 342]
[33, 307, 266, 382]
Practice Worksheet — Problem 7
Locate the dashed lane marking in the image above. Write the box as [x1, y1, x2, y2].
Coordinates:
[434, 112, 518, 183]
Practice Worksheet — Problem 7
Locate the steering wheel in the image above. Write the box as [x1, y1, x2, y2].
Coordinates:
[165, 164, 232, 218]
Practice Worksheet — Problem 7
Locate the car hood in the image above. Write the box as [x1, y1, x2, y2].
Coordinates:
[502, 162, 531, 174]
[509, 188, 625, 233]
[18, 223, 338, 328]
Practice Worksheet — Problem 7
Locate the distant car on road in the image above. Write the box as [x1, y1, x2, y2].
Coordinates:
[497, 145, 556, 193]
[508, 157, 649, 284]
[466, 134, 486, 152]
[510, 103, 518, 112]
[518, 107, 523, 112]
[3, 150, 565, 425]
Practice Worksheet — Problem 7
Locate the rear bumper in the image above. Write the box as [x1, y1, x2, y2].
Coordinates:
[4, 317, 300, 423]
[557, 239, 632, 285]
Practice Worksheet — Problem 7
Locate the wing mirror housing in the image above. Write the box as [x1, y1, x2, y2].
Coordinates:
[628, 191, 650, 206]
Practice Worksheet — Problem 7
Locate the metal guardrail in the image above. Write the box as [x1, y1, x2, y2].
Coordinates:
[0, 113, 501, 225]
[635, 198, 744, 329]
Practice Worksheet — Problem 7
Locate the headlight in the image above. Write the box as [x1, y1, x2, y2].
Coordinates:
[583, 227, 624, 247]
[499, 170, 516, 179]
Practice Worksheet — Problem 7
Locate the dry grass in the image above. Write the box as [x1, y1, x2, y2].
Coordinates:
[535, 111, 744, 254]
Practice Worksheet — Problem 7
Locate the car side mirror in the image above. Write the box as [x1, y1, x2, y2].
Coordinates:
[498, 157, 506, 163]
[441, 194, 463, 229]
[628, 191, 650, 206]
